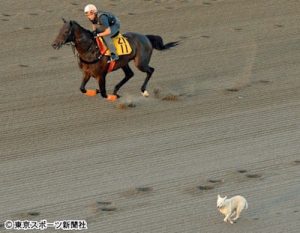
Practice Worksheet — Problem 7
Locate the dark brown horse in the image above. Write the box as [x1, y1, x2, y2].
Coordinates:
[52, 19, 178, 100]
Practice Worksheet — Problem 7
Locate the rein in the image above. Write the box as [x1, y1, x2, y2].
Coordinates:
[68, 41, 102, 65]
[65, 22, 114, 71]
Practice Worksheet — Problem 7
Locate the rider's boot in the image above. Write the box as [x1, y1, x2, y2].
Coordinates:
[103, 36, 119, 62]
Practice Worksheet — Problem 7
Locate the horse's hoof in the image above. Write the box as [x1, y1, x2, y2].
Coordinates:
[107, 94, 118, 102]
[141, 90, 149, 97]
[85, 89, 97, 96]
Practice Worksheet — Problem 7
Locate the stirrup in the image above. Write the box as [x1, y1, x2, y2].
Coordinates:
[107, 55, 119, 63]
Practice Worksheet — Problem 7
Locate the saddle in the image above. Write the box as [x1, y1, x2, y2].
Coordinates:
[95, 33, 132, 72]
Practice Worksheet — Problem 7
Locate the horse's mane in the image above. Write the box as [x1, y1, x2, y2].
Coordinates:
[70, 20, 94, 38]
[67, 20, 100, 63]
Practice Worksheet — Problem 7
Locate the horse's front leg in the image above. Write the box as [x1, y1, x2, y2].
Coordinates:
[80, 73, 91, 93]
[97, 73, 108, 98]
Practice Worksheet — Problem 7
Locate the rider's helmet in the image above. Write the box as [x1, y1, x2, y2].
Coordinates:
[84, 4, 98, 14]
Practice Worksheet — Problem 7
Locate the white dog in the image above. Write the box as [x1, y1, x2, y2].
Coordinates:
[217, 194, 248, 224]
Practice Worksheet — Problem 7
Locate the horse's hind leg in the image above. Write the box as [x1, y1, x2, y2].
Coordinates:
[113, 64, 134, 96]
[139, 65, 154, 97]
[134, 37, 154, 97]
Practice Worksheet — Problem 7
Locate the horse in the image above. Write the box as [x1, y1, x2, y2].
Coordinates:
[52, 18, 178, 101]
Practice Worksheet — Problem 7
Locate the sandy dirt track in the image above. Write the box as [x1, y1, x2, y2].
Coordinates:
[1, 0, 300, 232]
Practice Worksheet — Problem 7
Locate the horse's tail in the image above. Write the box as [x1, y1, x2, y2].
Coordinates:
[146, 35, 179, 50]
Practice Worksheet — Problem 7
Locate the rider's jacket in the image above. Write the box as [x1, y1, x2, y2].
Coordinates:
[90, 11, 119, 33]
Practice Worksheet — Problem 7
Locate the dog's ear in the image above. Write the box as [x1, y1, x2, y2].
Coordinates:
[217, 194, 220, 198]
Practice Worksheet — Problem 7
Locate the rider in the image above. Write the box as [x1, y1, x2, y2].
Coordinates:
[84, 4, 120, 62]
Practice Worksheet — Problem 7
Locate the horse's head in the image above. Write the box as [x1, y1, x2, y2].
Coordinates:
[52, 18, 75, 49]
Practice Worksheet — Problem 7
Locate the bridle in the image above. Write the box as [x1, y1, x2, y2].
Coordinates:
[63, 21, 104, 64]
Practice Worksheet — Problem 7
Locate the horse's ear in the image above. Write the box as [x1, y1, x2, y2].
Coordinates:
[62, 18, 67, 23]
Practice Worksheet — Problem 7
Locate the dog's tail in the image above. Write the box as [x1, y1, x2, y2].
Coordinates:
[245, 200, 249, 209]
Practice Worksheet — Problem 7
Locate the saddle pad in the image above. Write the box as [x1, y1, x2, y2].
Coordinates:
[96, 34, 132, 56]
